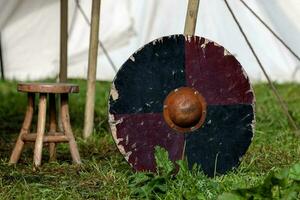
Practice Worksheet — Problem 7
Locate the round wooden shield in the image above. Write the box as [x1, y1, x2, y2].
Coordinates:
[108, 35, 255, 177]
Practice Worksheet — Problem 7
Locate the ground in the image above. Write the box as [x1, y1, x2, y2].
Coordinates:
[0, 80, 299, 199]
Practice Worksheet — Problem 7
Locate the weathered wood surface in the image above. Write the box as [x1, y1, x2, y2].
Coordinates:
[62, 94, 81, 164]
[9, 93, 35, 164]
[18, 83, 79, 94]
[10, 86, 81, 166]
[49, 94, 57, 161]
[33, 93, 47, 167]
[59, 0, 68, 83]
[83, 0, 101, 139]
[23, 134, 69, 143]
[184, 0, 200, 35]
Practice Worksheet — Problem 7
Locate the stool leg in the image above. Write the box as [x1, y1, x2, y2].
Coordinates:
[61, 94, 81, 164]
[49, 94, 57, 162]
[9, 93, 35, 164]
[33, 93, 47, 167]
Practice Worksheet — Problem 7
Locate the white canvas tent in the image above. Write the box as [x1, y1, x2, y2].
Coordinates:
[0, 0, 300, 82]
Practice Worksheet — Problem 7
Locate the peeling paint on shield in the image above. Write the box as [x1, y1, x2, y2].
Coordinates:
[108, 113, 132, 161]
[200, 39, 210, 48]
[110, 83, 119, 101]
[224, 49, 231, 56]
[186, 35, 192, 42]
[152, 37, 164, 45]
[108, 114, 122, 142]
[130, 56, 135, 62]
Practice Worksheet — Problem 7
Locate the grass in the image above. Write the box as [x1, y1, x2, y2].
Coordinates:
[0, 79, 299, 199]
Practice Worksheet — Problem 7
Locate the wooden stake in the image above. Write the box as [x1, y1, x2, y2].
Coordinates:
[184, 0, 200, 35]
[59, 0, 68, 82]
[83, 0, 101, 139]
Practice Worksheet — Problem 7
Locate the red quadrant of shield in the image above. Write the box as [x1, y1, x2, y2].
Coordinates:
[185, 36, 254, 105]
[110, 113, 184, 172]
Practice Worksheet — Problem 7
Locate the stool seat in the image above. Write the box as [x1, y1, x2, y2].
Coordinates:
[18, 83, 79, 94]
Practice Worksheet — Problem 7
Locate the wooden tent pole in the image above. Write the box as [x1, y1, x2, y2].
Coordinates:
[184, 0, 200, 35]
[59, 0, 68, 82]
[0, 33, 4, 80]
[57, 0, 69, 134]
[83, 0, 101, 139]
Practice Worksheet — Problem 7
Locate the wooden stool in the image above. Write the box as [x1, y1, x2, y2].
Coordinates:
[9, 83, 81, 167]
